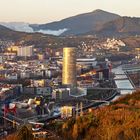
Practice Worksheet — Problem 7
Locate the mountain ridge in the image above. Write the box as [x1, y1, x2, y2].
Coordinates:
[86, 16, 140, 37]
[1, 9, 140, 37]
[30, 9, 120, 35]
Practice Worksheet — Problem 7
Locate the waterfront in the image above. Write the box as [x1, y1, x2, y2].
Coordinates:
[112, 65, 135, 101]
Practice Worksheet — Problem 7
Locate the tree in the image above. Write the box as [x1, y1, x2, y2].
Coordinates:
[15, 125, 34, 140]
[72, 124, 78, 140]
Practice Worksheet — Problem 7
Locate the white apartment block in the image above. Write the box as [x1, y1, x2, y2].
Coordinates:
[17, 45, 33, 57]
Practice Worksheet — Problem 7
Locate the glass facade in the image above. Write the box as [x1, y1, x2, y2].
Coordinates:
[62, 47, 77, 86]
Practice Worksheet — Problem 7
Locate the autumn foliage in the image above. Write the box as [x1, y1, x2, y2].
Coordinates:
[60, 90, 140, 140]
[5, 125, 47, 140]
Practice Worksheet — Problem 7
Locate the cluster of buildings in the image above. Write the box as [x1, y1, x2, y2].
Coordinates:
[0, 44, 112, 101]
[0, 41, 115, 126]
[135, 48, 140, 61]
[0, 35, 138, 139]
[0, 39, 14, 52]
[5, 45, 34, 59]
[0, 84, 22, 101]
[103, 38, 126, 51]
[77, 38, 127, 59]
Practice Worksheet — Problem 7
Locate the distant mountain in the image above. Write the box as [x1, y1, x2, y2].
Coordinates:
[0, 24, 22, 40]
[30, 9, 120, 36]
[0, 24, 11, 31]
[87, 17, 140, 37]
[0, 24, 60, 48]
[0, 22, 34, 33]
[0, 24, 39, 41]
[1, 10, 140, 37]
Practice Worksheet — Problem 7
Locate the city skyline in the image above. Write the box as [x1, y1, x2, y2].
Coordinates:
[0, 0, 140, 23]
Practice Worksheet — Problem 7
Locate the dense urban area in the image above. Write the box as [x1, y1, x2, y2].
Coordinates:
[0, 9, 140, 140]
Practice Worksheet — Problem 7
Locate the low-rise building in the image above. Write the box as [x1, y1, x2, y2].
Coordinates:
[36, 87, 52, 95]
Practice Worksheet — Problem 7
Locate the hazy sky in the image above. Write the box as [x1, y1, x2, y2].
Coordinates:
[0, 0, 140, 23]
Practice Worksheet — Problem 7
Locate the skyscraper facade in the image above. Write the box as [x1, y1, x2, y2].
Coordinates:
[62, 47, 77, 87]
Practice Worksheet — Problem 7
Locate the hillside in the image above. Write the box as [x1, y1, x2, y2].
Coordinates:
[30, 9, 120, 36]
[0, 22, 33, 33]
[4, 91, 140, 140]
[87, 17, 140, 37]
[122, 36, 140, 48]
[0, 25, 61, 48]
[2, 10, 140, 37]
[53, 91, 140, 140]
[1, 23, 140, 49]
[0, 24, 24, 41]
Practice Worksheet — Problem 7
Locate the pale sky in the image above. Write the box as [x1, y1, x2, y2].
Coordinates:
[0, 0, 140, 24]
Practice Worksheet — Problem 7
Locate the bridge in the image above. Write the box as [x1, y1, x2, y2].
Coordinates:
[122, 64, 140, 71]
[113, 78, 129, 80]
[112, 65, 139, 95]
[86, 87, 137, 90]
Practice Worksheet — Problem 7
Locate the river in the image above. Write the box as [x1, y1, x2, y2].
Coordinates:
[111, 65, 135, 101]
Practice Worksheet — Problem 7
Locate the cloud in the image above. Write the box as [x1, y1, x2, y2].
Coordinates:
[0, 22, 68, 36]
[0, 22, 34, 33]
[36, 28, 68, 36]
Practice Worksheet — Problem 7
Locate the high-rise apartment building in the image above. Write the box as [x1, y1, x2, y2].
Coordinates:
[17, 45, 33, 57]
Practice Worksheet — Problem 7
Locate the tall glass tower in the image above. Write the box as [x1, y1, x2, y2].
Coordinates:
[62, 47, 77, 87]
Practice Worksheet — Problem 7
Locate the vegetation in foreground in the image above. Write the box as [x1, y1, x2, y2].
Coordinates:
[59, 90, 140, 140]
[5, 90, 140, 140]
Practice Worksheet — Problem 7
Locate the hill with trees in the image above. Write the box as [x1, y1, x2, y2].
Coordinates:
[87, 17, 140, 37]
[0, 24, 62, 48]
[56, 90, 140, 140]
